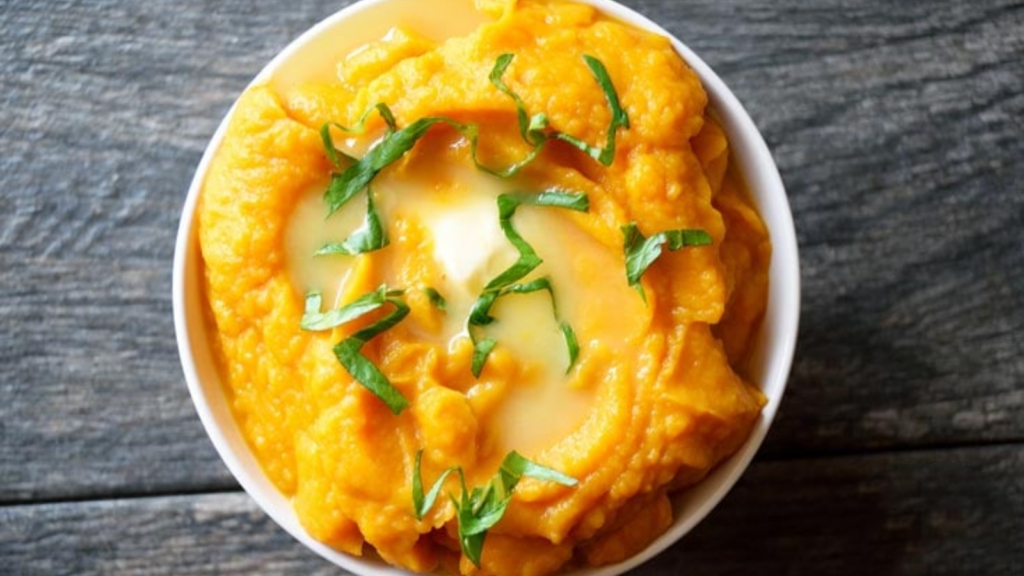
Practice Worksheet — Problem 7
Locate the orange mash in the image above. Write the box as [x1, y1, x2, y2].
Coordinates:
[198, 0, 770, 574]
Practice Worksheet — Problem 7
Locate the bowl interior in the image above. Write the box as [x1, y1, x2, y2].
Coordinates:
[173, 1, 799, 575]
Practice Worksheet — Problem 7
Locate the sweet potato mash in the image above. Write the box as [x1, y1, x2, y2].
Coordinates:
[198, 0, 770, 574]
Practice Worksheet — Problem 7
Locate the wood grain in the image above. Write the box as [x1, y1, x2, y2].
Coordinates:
[2, 445, 1020, 575]
[626, 0, 1024, 453]
[0, 0, 1021, 524]
[0, 0, 355, 502]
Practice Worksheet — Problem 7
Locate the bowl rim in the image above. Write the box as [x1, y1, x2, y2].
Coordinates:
[172, 0, 801, 574]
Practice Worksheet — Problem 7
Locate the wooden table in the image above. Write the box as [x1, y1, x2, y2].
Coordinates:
[2, 0, 1021, 573]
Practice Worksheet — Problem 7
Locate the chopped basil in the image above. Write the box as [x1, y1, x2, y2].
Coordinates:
[559, 322, 580, 372]
[321, 104, 398, 212]
[301, 286, 411, 414]
[320, 103, 398, 167]
[468, 191, 588, 376]
[491, 53, 629, 167]
[621, 222, 713, 302]
[315, 186, 388, 256]
[322, 53, 628, 218]
[471, 337, 498, 378]
[300, 286, 401, 331]
[469, 277, 562, 376]
[552, 55, 630, 166]
[306, 54, 629, 409]
[411, 450, 577, 567]
[412, 450, 457, 521]
[423, 287, 447, 312]
[488, 191, 589, 291]
[320, 122, 357, 167]
[490, 53, 548, 147]
[323, 106, 437, 216]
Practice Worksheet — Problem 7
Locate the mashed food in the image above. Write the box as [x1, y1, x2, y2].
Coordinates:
[198, 0, 771, 574]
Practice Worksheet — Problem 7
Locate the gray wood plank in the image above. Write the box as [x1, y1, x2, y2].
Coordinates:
[1, 0, 1022, 501]
[0, 0, 355, 502]
[628, 0, 1024, 452]
[2, 444, 1021, 575]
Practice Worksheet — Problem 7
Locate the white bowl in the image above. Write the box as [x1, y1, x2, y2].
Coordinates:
[173, 0, 800, 574]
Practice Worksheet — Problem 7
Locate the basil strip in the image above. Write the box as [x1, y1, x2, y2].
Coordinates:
[423, 287, 447, 311]
[322, 54, 626, 217]
[321, 103, 397, 184]
[415, 452, 576, 567]
[489, 53, 549, 147]
[301, 286, 411, 413]
[467, 191, 588, 377]
[333, 293, 411, 415]
[559, 322, 580, 372]
[486, 191, 589, 292]
[552, 55, 630, 166]
[491, 54, 629, 167]
[621, 222, 713, 302]
[500, 450, 578, 486]
[412, 450, 457, 521]
[315, 187, 389, 256]
[470, 336, 497, 378]
[300, 286, 400, 331]
[324, 114, 479, 215]
[320, 123, 357, 168]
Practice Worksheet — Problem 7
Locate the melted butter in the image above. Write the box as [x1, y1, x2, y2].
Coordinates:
[283, 157, 632, 454]
[483, 207, 647, 455]
[277, 0, 652, 453]
[268, 0, 488, 93]
[485, 288, 592, 455]
[375, 160, 517, 345]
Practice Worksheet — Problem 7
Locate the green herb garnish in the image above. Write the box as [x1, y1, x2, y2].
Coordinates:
[321, 53, 628, 220]
[314, 186, 388, 256]
[300, 286, 401, 331]
[470, 336, 498, 378]
[412, 449, 577, 567]
[301, 286, 411, 414]
[469, 277, 566, 377]
[412, 450, 457, 521]
[308, 54, 628, 404]
[467, 191, 589, 376]
[560, 322, 580, 371]
[323, 112, 492, 215]
[320, 103, 398, 167]
[552, 55, 630, 166]
[491, 53, 629, 167]
[621, 222, 713, 302]
[423, 287, 448, 312]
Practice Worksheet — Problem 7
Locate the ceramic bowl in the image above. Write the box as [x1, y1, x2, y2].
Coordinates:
[173, 1, 800, 574]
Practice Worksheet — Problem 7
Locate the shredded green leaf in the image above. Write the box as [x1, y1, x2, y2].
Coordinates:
[489, 53, 549, 147]
[412, 450, 457, 521]
[423, 287, 447, 312]
[333, 293, 411, 415]
[321, 54, 626, 220]
[300, 286, 401, 331]
[559, 322, 580, 372]
[488, 191, 589, 292]
[301, 286, 411, 414]
[320, 123, 357, 168]
[552, 55, 630, 166]
[491, 53, 629, 167]
[412, 450, 577, 567]
[315, 187, 388, 256]
[621, 222, 713, 302]
[467, 191, 588, 376]
[470, 337, 497, 378]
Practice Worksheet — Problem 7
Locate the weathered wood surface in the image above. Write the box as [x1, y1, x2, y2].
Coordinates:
[3, 445, 1021, 575]
[1, 0, 1022, 572]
